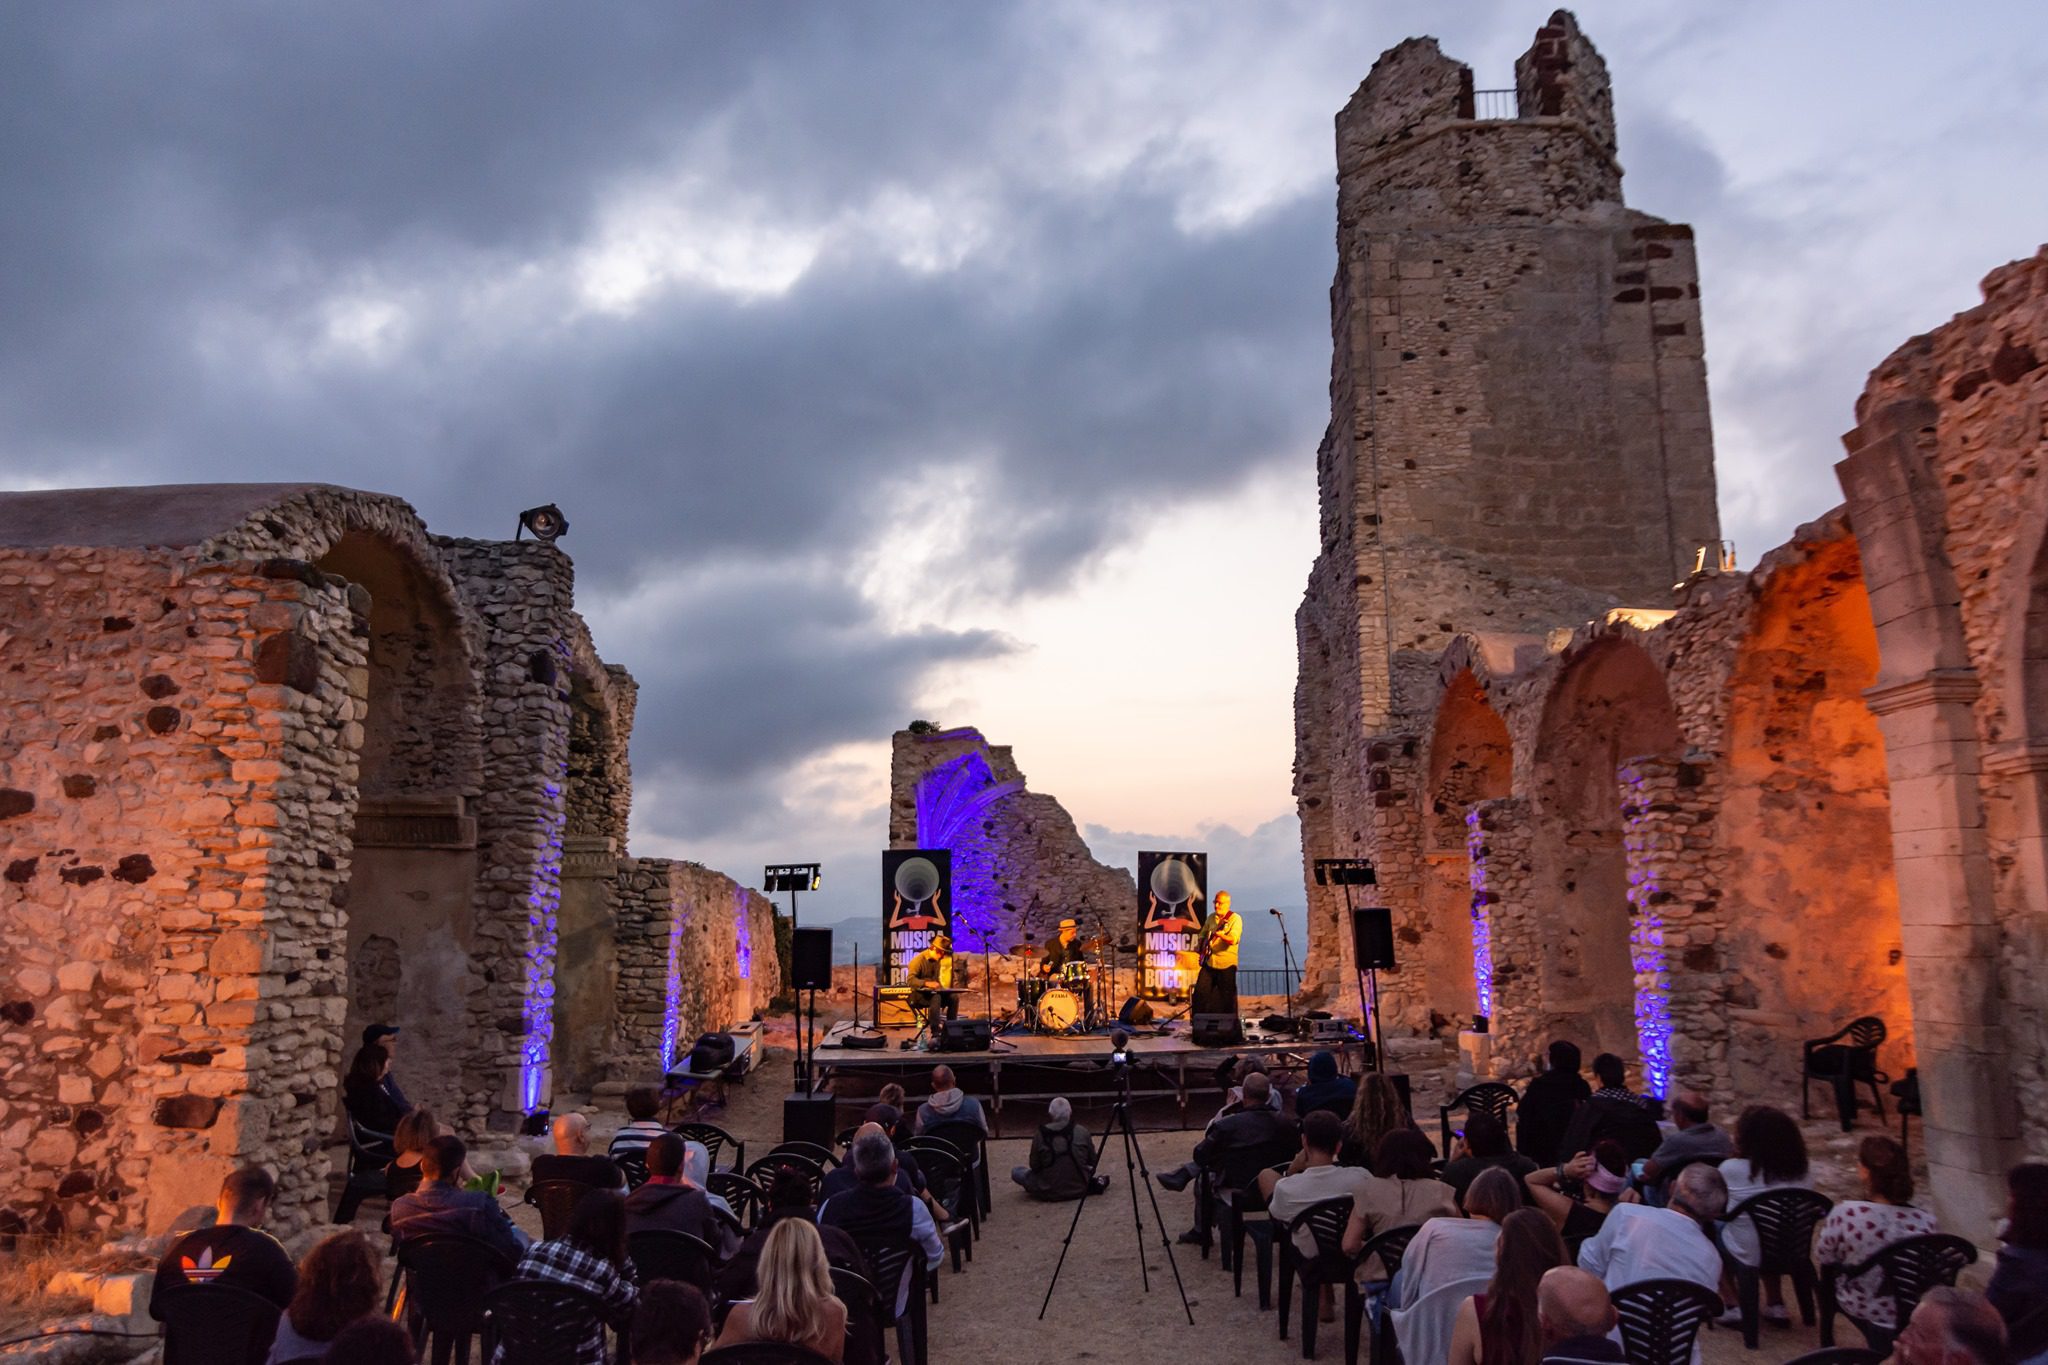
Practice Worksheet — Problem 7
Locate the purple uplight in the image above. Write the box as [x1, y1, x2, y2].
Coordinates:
[661, 895, 686, 1072]
[913, 751, 1024, 953]
[521, 775, 567, 1112]
[1465, 808, 1494, 1018]
[734, 886, 753, 980]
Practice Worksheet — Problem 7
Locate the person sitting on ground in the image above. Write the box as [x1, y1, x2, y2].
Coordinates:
[533, 1111, 629, 1192]
[630, 1279, 714, 1365]
[819, 1130, 946, 1318]
[1013, 1096, 1104, 1201]
[1536, 1266, 1624, 1365]
[1524, 1140, 1639, 1243]
[611, 1086, 671, 1161]
[1639, 1089, 1732, 1193]
[718, 1167, 864, 1302]
[1556, 1054, 1663, 1164]
[1341, 1128, 1459, 1277]
[1814, 1134, 1939, 1336]
[1988, 1161, 2048, 1362]
[1518, 1041, 1592, 1165]
[384, 1105, 457, 1203]
[1294, 1050, 1358, 1122]
[1443, 1111, 1538, 1207]
[320, 1317, 414, 1365]
[713, 1218, 849, 1363]
[1576, 1161, 1726, 1298]
[1341, 1070, 1420, 1169]
[626, 1133, 739, 1259]
[1391, 1167, 1523, 1312]
[341, 1041, 407, 1135]
[1895, 1286, 2011, 1365]
[1448, 1207, 1570, 1365]
[388, 1134, 529, 1264]
[511, 1187, 639, 1365]
[149, 1166, 297, 1319]
[265, 1231, 381, 1364]
[1157, 1072, 1299, 1247]
[1713, 1103, 1813, 1325]
[914, 1064, 989, 1135]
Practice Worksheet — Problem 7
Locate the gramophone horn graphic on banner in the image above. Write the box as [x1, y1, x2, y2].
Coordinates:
[889, 856, 945, 931]
[1147, 855, 1203, 932]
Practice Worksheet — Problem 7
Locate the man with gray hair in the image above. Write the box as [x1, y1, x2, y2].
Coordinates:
[1577, 1161, 1725, 1297]
[819, 1128, 944, 1315]
[1537, 1267, 1624, 1364]
[1895, 1287, 2010, 1365]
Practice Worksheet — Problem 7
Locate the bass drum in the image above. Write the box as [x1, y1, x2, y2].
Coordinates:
[1036, 987, 1081, 1033]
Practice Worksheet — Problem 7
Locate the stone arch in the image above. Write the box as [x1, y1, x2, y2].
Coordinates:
[315, 528, 486, 1119]
[1530, 636, 1682, 1065]
[1721, 533, 1909, 1092]
[1420, 669, 1513, 1023]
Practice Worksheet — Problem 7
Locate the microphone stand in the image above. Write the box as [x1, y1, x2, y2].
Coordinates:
[1269, 908, 1300, 1014]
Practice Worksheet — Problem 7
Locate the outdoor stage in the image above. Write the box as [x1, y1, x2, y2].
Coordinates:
[808, 1019, 1372, 1136]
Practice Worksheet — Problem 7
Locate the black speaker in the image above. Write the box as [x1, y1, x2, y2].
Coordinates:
[783, 1092, 837, 1147]
[1192, 1013, 1242, 1046]
[937, 1018, 992, 1053]
[1351, 906, 1396, 970]
[1118, 997, 1154, 1027]
[791, 927, 833, 990]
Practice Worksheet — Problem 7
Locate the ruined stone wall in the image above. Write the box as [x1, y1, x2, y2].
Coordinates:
[613, 859, 782, 1075]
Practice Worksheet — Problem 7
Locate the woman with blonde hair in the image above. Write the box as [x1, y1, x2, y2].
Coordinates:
[713, 1216, 847, 1362]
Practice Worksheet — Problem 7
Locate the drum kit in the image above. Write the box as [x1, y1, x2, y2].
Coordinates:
[1008, 920, 1138, 1034]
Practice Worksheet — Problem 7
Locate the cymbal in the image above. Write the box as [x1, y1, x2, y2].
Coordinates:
[1010, 943, 1038, 956]
[1079, 936, 1105, 952]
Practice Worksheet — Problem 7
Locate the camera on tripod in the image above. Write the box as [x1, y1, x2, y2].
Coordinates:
[1109, 1028, 1131, 1067]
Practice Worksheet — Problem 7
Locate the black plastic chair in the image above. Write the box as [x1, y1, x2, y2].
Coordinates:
[903, 1137, 981, 1242]
[1820, 1232, 1978, 1352]
[395, 1231, 517, 1365]
[770, 1140, 840, 1169]
[830, 1264, 889, 1365]
[703, 1345, 839, 1365]
[522, 1178, 590, 1241]
[1439, 1082, 1518, 1155]
[834, 1125, 861, 1150]
[1275, 1196, 1357, 1361]
[675, 1120, 746, 1174]
[154, 1281, 283, 1365]
[1348, 1223, 1423, 1365]
[1611, 1277, 1721, 1365]
[1782, 1351, 1884, 1365]
[483, 1279, 610, 1365]
[746, 1154, 825, 1207]
[923, 1119, 993, 1219]
[1714, 1188, 1834, 1348]
[709, 1171, 767, 1230]
[627, 1228, 720, 1292]
[1227, 1161, 1292, 1306]
[334, 1115, 396, 1223]
[1803, 1016, 1889, 1131]
[1200, 1133, 1300, 1259]
[905, 1143, 976, 1271]
[615, 1146, 650, 1190]
[1892, 1069, 1921, 1148]
[857, 1240, 928, 1365]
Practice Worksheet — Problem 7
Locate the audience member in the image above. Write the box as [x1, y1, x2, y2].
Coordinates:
[1556, 1055, 1662, 1163]
[265, 1231, 380, 1364]
[1341, 1071, 1418, 1169]
[1714, 1103, 1813, 1324]
[1391, 1167, 1523, 1313]
[1588, 1053, 1649, 1109]
[1524, 1141, 1638, 1241]
[1988, 1162, 2048, 1361]
[1442, 1111, 1538, 1206]
[713, 1218, 849, 1363]
[1517, 1041, 1592, 1164]
[1894, 1287, 2011, 1365]
[511, 1187, 638, 1365]
[1640, 1090, 1731, 1190]
[1341, 1129, 1459, 1276]
[384, 1106, 448, 1202]
[860, 1103, 929, 1196]
[877, 1084, 915, 1144]
[1294, 1050, 1358, 1122]
[1012, 1097, 1104, 1201]
[630, 1279, 714, 1365]
[1215, 1053, 1285, 1116]
[1536, 1266, 1623, 1365]
[1263, 1111, 1372, 1258]
[1577, 1162, 1725, 1298]
[718, 1167, 864, 1302]
[1814, 1134, 1938, 1334]
[389, 1134, 529, 1263]
[532, 1112, 628, 1192]
[822, 1122, 917, 1201]
[1447, 1207, 1570, 1365]
[149, 1167, 297, 1318]
[320, 1317, 414, 1365]
[681, 1141, 737, 1223]
[361, 1023, 410, 1110]
[341, 1041, 406, 1135]
[626, 1133, 739, 1258]
[819, 1130, 946, 1317]
[914, 1064, 990, 1135]
[610, 1087, 671, 1160]
[1156, 1072, 1298, 1247]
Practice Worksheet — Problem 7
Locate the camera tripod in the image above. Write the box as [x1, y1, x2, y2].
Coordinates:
[1037, 1052, 1194, 1324]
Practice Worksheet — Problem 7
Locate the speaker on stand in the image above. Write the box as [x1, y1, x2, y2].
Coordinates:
[791, 927, 832, 1094]
[1350, 906, 1395, 1069]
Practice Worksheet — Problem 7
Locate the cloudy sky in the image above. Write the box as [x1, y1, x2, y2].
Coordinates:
[4, 3, 2043, 963]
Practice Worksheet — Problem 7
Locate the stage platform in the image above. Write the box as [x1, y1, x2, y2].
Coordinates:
[809, 1019, 1372, 1136]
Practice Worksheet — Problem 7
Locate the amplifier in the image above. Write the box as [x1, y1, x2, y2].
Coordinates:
[1310, 1018, 1355, 1041]
[1191, 1013, 1243, 1047]
[876, 986, 917, 1026]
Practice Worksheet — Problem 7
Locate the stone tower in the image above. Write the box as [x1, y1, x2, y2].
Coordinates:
[1295, 12, 1721, 1007]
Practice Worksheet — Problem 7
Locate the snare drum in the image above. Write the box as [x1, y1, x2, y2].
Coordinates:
[1037, 987, 1081, 1033]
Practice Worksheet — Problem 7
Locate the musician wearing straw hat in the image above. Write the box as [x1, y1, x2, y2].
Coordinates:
[1038, 918, 1085, 977]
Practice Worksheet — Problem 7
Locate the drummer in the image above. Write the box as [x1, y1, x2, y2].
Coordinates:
[1038, 918, 1085, 977]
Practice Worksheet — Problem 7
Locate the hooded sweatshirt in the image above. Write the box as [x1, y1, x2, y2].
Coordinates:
[623, 1180, 738, 1258]
[915, 1087, 988, 1135]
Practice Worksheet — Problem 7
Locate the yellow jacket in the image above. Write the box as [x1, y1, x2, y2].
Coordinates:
[1199, 909, 1242, 971]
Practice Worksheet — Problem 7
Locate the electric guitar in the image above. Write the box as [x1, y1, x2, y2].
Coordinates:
[1197, 914, 1236, 969]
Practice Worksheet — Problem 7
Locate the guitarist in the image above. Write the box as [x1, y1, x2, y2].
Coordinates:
[1190, 891, 1243, 1033]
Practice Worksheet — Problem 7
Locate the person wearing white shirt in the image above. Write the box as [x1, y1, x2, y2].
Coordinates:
[1714, 1104, 1814, 1324]
[1390, 1167, 1524, 1311]
[1263, 1111, 1375, 1259]
[1577, 1162, 1727, 1294]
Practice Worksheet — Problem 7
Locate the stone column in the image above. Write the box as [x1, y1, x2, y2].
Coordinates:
[1468, 797, 1542, 1076]
[1618, 752, 1729, 1099]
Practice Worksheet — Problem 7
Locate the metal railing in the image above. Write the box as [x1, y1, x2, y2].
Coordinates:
[1237, 967, 1302, 1000]
[1471, 88, 1518, 121]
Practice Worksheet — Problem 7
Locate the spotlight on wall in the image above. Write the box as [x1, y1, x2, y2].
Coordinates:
[1312, 857, 1377, 887]
[516, 503, 570, 543]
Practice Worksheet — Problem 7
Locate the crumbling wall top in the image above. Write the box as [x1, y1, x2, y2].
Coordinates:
[1514, 10, 1617, 159]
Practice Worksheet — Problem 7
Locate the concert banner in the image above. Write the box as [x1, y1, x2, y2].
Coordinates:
[882, 849, 951, 984]
[1136, 850, 1207, 1000]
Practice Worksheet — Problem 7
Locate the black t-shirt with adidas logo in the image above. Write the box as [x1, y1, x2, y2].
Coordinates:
[149, 1224, 298, 1318]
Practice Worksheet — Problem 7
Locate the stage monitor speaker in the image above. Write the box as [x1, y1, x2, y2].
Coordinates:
[1351, 906, 1397, 970]
[937, 1018, 992, 1053]
[783, 1092, 837, 1148]
[1118, 997, 1154, 1027]
[1191, 1013, 1242, 1047]
[791, 927, 834, 990]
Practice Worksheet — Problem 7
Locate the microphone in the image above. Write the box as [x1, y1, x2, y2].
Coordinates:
[1268, 908, 1282, 917]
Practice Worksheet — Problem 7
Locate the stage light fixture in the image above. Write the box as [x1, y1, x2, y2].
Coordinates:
[1312, 857, 1377, 887]
[763, 863, 822, 894]
[516, 503, 570, 543]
